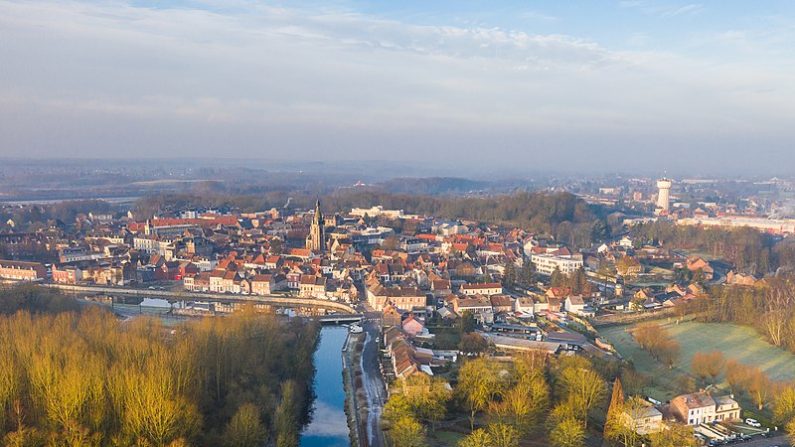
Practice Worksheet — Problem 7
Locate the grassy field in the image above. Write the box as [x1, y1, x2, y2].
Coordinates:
[599, 320, 795, 400]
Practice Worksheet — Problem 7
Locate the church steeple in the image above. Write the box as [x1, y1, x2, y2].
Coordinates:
[313, 199, 323, 225]
[307, 199, 325, 252]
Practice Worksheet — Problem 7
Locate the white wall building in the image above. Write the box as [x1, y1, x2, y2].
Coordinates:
[530, 253, 583, 276]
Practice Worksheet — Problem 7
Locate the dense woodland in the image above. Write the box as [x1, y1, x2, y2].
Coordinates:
[631, 220, 795, 275]
[0, 286, 319, 447]
[702, 276, 795, 352]
[0, 285, 80, 315]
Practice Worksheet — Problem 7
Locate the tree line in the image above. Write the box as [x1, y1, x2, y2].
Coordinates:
[383, 351, 693, 447]
[0, 286, 319, 447]
[631, 322, 681, 369]
[631, 220, 795, 275]
[700, 276, 795, 353]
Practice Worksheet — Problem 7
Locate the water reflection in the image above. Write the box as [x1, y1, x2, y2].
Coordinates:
[301, 326, 349, 447]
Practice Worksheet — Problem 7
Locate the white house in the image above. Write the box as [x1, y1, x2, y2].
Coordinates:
[460, 282, 504, 296]
[530, 253, 583, 276]
[564, 295, 586, 314]
[514, 296, 535, 316]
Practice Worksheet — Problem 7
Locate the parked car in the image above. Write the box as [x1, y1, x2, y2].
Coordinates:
[744, 418, 761, 427]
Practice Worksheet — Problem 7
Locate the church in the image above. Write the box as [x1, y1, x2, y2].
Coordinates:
[306, 200, 326, 253]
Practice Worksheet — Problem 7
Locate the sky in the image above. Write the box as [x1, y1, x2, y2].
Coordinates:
[1, 0, 794, 175]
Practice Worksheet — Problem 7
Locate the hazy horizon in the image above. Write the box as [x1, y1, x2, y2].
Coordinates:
[2, 1, 794, 175]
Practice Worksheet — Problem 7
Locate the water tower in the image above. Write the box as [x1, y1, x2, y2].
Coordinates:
[656, 178, 672, 214]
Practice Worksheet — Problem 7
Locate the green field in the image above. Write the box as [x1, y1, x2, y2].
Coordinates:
[599, 320, 795, 400]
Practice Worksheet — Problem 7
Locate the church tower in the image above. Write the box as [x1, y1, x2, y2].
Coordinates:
[306, 200, 325, 252]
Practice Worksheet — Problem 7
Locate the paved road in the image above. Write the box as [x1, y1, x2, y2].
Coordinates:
[42, 283, 357, 313]
[359, 320, 386, 447]
[734, 434, 790, 447]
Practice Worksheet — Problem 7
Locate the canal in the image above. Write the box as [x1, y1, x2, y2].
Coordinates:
[301, 326, 350, 447]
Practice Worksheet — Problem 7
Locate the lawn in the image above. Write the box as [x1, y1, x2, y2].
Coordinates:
[599, 320, 795, 400]
[429, 430, 465, 447]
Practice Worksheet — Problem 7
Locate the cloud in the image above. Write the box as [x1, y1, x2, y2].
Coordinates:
[660, 3, 703, 17]
[619, 1, 704, 18]
[302, 401, 348, 437]
[518, 10, 559, 22]
[0, 0, 793, 173]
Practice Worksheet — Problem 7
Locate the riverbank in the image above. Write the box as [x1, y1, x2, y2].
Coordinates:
[343, 330, 364, 447]
[343, 320, 386, 447]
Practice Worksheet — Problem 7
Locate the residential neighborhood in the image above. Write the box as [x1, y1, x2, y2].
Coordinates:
[2, 179, 795, 447]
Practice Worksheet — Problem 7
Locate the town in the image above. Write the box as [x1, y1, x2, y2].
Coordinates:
[2, 175, 795, 447]
[3, 1, 795, 446]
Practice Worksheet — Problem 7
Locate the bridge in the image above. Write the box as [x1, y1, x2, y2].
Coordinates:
[318, 314, 364, 324]
[41, 283, 357, 314]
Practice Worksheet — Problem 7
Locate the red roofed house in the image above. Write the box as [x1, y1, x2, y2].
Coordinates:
[401, 315, 425, 337]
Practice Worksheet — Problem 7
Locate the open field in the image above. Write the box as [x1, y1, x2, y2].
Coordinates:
[599, 320, 795, 400]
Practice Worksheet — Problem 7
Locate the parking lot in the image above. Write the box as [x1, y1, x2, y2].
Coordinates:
[695, 420, 787, 447]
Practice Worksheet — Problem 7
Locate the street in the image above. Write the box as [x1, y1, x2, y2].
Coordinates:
[359, 319, 387, 447]
[731, 434, 790, 447]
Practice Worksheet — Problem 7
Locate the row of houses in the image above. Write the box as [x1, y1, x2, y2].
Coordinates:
[0, 259, 47, 281]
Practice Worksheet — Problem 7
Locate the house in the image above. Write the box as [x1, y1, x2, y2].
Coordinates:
[0, 260, 47, 281]
[184, 272, 210, 291]
[726, 271, 758, 287]
[430, 279, 452, 298]
[382, 304, 404, 327]
[513, 296, 535, 316]
[286, 270, 302, 290]
[383, 328, 424, 380]
[670, 392, 740, 425]
[299, 275, 327, 298]
[686, 257, 714, 280]
[367, 280, 427, 311]
[533, 301, 550, 314]
[564, 295, 586, 314]
[622, 405, 664, 435]
[489, 295, 514, 314]
[251, 274, 276, 295]
[460, 282, 503, 296]
[177, 261, 199, 279]
[52, 265, 83, 284]
[436, 306, 455, 321]
[401, 315, 425, 337]
[452, 295, 493, 323]
[713, 395, 741, 422]
[209, 270, 227, 293]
